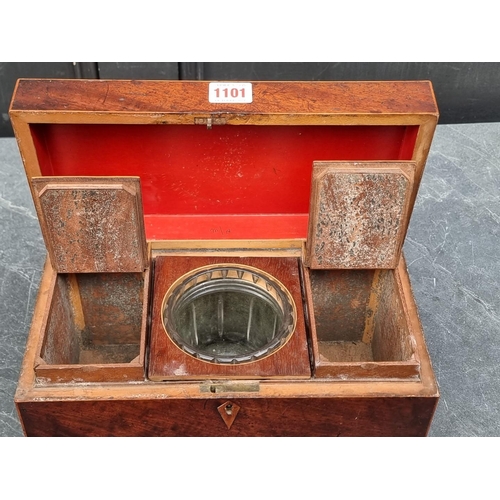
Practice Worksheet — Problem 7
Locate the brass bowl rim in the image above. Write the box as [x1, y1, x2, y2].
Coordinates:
[161, 263, 297, 365]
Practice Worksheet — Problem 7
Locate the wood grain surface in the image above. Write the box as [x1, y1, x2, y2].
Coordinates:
[11, 79, 438, 117]
[16, 257, 438, 436]
[17, 396, 437, 437]
[303, 264, 420, 380]
[11, 80, 439, 436]
[148, 256, 311, 381]
[34, 268, 150, 384]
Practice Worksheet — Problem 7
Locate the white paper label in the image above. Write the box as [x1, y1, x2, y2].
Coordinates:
[209, 82, 253, 103]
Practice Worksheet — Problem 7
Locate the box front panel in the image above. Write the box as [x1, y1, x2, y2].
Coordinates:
[17, 396, 438, 437]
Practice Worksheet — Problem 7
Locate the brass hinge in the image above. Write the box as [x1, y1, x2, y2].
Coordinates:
[194, 116, 227, 129]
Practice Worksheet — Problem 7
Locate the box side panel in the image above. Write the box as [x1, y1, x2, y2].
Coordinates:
[78, 273, 145, 346]
[41, 275, 79, 365]
[308, 269, 374, 342]
[372, 271, 414, 362]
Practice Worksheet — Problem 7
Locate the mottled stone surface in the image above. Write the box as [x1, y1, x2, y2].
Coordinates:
[33, 178, 146, 273]
[308, 163, 413, 268]
[404, 123, 500, 437]
[1, 122, 499, 436]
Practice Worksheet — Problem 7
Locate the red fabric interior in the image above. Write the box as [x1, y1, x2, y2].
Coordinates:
[30, 124, 418, 240]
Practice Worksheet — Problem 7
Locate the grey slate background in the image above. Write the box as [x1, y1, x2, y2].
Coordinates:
[405, 123, 500, 436]
[2, 62, 500, 137]
[2, 121, 499, 436]
[1, 62, 499, 436]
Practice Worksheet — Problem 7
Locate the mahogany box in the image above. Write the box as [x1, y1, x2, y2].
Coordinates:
[10, 79, 439, 436]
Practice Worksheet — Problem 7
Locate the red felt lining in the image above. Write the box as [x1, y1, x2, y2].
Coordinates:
[30, 124, 418, 240]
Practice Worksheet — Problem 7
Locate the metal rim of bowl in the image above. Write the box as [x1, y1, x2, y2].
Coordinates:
[161, 263, 297, 365]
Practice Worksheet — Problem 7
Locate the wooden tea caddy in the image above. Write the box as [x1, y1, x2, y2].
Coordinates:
[10, 79, 439, 436]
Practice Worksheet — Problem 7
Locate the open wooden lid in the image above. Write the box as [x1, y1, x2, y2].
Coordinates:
[10, 80, 438, 245]
[31, 176, 148, 273]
